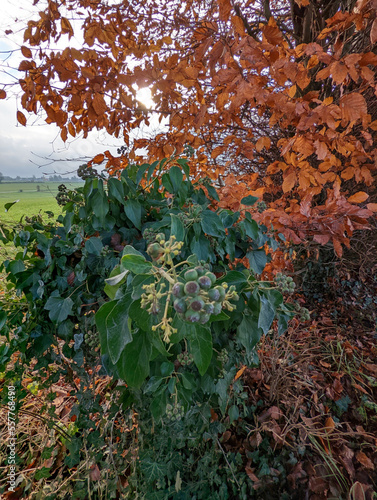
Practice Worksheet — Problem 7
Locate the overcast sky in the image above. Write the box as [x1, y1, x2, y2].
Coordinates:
[0, 0, 159, 179]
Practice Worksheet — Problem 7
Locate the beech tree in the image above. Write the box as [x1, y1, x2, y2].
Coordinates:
[2, 0, 377, 254]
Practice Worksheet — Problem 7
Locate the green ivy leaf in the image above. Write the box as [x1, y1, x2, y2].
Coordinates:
[7, 260, 25, 275]
[0, 309, 7, 333]
[187, 324, 212, 375]
[237, 315, 263, 354]
[131, 274, 155, 300]
[200, 210, 225, 237]
[170, 214, 185, 242]
[258, 295, 275, 334]
[104, 268, 129, 299]
[247, 249, 267, 274]
[241, 195, 258, 206]
[85, 237, 103, 256]
[124, 199, 142, 229]
[45, 291, 74, 323]
[217, 270, 247, 288]
[95, 301, 117, 355]
[129, 299, 151, 331]
[143, 376, 164, 394]
[121, 254, 152, 274]
[117, 330, 151, 388]
[91, 191, 109, 222]
[168, 166, 183, 193]
[242, 214, 260, 240]
[4, 200, 20, 212]
[107, 177, 125, 204]
[106, 293, 133, 364]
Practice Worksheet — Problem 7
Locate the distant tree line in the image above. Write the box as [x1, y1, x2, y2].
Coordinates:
[0, 173, 81, 183]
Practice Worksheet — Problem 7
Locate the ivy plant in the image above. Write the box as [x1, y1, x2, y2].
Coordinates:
[0, 157, 306, 498]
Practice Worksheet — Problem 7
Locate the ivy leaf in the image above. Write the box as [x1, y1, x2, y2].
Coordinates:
[258, 295, 275, 334]
[4, 200, 19, 212]
[116, 329, 151, 388]
[0, 309, 7, 333]
[247, 249, 267, 274]
[241, 195, 258, 206]
[168, 166, 183, 193]
[121, 254, 152, 274]
[201, 210, 225, 237]
[217, 270, 248, 289]
[95, 300, 117, 355]
[91, 191, 109, 222]
[45, 291, 74, 323]
[106, 293, 133, 363]
[124, 199, 142, 229]
[241, 214, 260, 240]
[170, 214, 185, 242]
[129, 299, 151, 331]
[187, 324, 212, 375]
[85, 237, 103, 256]
[107, 178, 125, 204]
[105, 269, 129, 286]
[237, 315, 263, 354]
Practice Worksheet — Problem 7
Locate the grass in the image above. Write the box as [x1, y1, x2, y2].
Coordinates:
[0, 181, 82, 223]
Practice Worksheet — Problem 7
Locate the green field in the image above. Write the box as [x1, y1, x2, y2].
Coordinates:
[0, 181, 82, 223]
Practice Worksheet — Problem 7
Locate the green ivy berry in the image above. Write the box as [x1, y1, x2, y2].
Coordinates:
[199, 312, 210, 324]
[195, 266, 206, 277]
[184, 269, 198, 281]
[172, 282, 185, 298]
[215, 286, 226, 301]
[198, 275, 212, 290]
[174, 298, 187, 314]
[203, 302, 214, 315]
[184, 281, 200, 296]
[185, 310, 201, 323]
[205, 272, 217, 285]
[208, 288, 220, 302]
[189, 297, 205, 312]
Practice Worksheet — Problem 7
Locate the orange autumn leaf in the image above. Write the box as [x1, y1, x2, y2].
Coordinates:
[282, 172, 296, 193]
[234, 365, 246, 381]
[339, 93, 368, 123]
[21, 45, 32, 58]
[366, 203, 377, 212]
[324, 417, 335, 434]
[347, 191, 369, 203]
[92, 153, 105, 164]
[17, 110, 27, 126]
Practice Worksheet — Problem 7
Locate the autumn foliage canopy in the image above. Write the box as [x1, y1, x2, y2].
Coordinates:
[3, 0, 377, 255]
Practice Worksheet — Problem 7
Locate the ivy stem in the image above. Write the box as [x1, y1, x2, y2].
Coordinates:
[157, 268, 175, 284]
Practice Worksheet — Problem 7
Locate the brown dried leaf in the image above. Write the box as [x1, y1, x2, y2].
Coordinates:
[370, 18, 377, 45]
[355, 451, 374, 470]
[89, 464, 101, 480]
[17, 110, 27, 126]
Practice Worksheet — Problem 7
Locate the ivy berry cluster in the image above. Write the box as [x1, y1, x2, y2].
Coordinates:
[172, 267, 239, 324]
[275, 272, 296, 293]
[177, 351, 194, 366]
[56, 184, 72, 206]
[165, 402, 185, 422]
[84, 329, 100, 353]
[77, 163, 98, 180]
